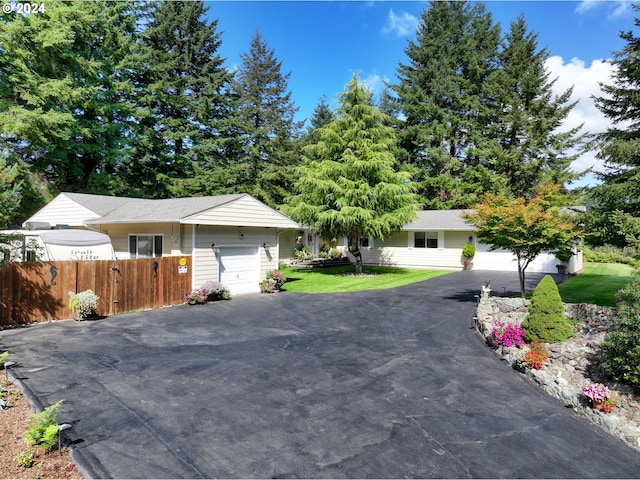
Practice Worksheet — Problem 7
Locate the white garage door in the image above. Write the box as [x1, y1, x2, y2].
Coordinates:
[218, 247, 260, 294]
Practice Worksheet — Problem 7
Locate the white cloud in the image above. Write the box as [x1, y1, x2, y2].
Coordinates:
[361, 72, 389, 96]
[576, 0, 632, 19]
[381, 9, 419, 38]
[544, 55, 621, 184]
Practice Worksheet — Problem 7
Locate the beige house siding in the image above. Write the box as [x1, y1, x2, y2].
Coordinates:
[100, 223, 180, 258]
[182, 195, 297, 228]
[24, 193, 100, 228]
[193, 226, 279, 289]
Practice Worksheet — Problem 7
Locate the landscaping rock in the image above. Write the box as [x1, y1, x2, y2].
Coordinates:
[477, 295, 640, 452]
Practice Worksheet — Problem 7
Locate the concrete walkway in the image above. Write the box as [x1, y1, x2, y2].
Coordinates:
[3, 270, 640, 478]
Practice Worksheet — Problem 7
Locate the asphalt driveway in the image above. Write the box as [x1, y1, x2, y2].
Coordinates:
[3, 270, 640, 478]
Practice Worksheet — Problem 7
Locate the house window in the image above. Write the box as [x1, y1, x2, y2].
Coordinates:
[129, 235, 163, 258]
[414, 232, 438, 248]
[359, 237, 373, 248]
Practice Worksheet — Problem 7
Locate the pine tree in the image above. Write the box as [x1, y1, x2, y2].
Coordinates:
[482, 15, 587, 198]
[303, 96, 336, 145]
[587, 6, 640, 248]
[232, 31, 303, 207]
[284, 74, 421, 274]
[137, 0, 234, 198]
[392, 0, 502, 208]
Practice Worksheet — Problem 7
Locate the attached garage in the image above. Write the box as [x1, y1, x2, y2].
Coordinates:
[218, 247, 260, 295]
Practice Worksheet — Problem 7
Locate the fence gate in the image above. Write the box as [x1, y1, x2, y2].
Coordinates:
[0, 256, 192, 326]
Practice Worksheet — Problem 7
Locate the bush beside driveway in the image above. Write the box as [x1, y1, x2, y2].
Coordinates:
[3, 270, 640, 479]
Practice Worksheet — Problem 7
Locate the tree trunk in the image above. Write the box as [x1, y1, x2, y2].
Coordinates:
[354, 250, 363, 275]
[517, 254, 527, 298]
[349, 235, 363, 275]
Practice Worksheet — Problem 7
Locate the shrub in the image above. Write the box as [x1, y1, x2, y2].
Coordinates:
[462, 243, 476, 259]
[25, 400, 63, 451]
[259, 278, 277, 293]
[522, 275, 573, 343]
[0, 350, 8, 366]
[68, 289, 99, 319]
[488, 320, 526, 348]
[583, 245, 640, 267]
[294, 245, 313, 262]
[16, 450, 34, 468]
[200, 281, 230, 301]
[602, 272, 640, 392]
[523, 340, 548, 369]
[184, 288, 207, 305]
[267, 270, 287, 290]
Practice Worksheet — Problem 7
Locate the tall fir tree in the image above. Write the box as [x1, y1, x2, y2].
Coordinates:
[137, 0, 235, 198]
[0, 0, 142, 195]
[392, 0, 502, 209]
[232, 31, 302, 207]
[303, 95, 336, 146]
[284, 74, 421, 274]
[587, 5, 640, 248]
[482, 15, 587, 198]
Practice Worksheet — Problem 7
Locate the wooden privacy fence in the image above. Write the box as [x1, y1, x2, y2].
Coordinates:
[0, 256, 193, 326]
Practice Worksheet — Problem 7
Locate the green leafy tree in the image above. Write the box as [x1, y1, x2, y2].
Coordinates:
[392, 0, 502, 208]
[284, 74, 421, 274]
[232, 31, 303, 207]
[464, 183, 579, 297]
[588, 6, 640, 248]
[137, 0, 235, 198]
[483, 14, 588, 197]
[522, 275, 573, 343]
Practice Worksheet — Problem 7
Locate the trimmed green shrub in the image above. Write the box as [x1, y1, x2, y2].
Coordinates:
[602, 273, 640, 393]
[522, 275, 573, 343]
[462, 243, 476, 259]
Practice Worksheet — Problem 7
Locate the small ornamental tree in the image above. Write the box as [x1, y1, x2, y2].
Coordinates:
[522, 275, 573, 343]
[284, 74, 421, 274]
[464, 183, 578, 297]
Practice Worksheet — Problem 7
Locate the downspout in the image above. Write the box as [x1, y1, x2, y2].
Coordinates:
[191, 224, 197, 290]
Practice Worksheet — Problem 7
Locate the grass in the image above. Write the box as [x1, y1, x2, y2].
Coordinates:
[557, 262, 636, 307]
[279, 266, 454, 293]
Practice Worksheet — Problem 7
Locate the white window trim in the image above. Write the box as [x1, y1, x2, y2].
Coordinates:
[408, 231, 442, 249]
[128, 233, 164, 259]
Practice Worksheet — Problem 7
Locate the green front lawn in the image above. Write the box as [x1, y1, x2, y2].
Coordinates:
[557, 262, 635, 307]
[279, 266, 454, 294]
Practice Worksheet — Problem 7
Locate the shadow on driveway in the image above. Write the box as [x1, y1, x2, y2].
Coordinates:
[3, 270, 640, 478]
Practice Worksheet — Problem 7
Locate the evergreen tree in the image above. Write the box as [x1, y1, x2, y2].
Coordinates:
[284, 74, 421, 274]
[587, 6, 640, 248]
[392, 0, 502, 208]
[137, 0, 234, 198]
[0, 0, 142, 194]
[483, 15, 587, 198]
[303, 95, 336, 145]
[232, 31, 303, 207]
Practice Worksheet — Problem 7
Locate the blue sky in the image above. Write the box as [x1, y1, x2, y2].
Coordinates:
[208, 1, 636, 186]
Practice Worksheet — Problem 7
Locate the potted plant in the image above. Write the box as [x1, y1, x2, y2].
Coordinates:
[555, 247, 573, 275]
[68, 289, 99, 320]
[582, 382, 618, 413]
[462, 243, 476, 271]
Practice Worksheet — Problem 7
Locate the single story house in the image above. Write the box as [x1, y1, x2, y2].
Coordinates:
[281, 209, 583, 275]
[24, 192, 299, 294]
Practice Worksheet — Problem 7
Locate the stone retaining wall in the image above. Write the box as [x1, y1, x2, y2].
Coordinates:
[476, 295, 640, 451]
